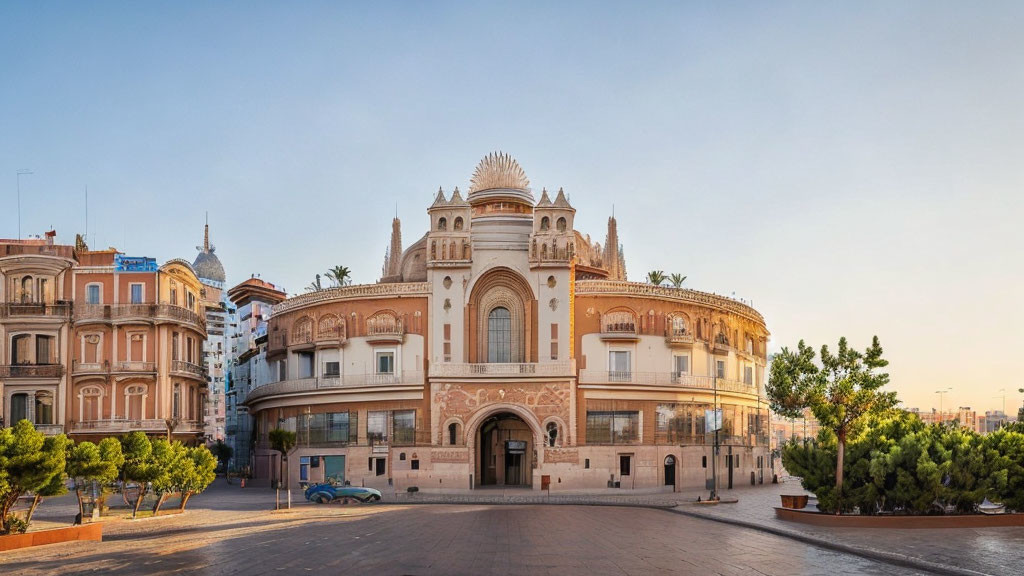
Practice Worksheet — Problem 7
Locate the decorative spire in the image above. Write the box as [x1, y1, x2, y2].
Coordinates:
[196, 213, 215, 253]
[430, 187, 448, 208]
[469, 151, 529, 194]
[552, 187, 573, 209]
[536, 188, 552, 208]
[604, 215, 624, 281]
[449, 186, 468, 206]
[385, 216, 403, 278]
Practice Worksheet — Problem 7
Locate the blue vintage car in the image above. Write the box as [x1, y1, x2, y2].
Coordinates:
[304, 483, 383, 504]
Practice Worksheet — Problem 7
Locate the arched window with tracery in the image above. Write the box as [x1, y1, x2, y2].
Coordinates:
[366, 311, 402, 336]
[438, 217, 447, 231]
[317, 314, 345, 340]
[540, 216, 550, 231]
[669, 314, 689, 336]
[603, 310, 637, 334]
[454, 217, 464, 231]
[291, 316, 313, 344]
[487, 307, 512, 363]
[556, 217, 567, 232]
[448, 422, 461, 445]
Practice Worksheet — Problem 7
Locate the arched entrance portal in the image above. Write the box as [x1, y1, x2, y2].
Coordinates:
[476, 412, 534, 487]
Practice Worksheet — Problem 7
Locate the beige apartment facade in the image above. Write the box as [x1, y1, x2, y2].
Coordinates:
[245, 153, 771, 493]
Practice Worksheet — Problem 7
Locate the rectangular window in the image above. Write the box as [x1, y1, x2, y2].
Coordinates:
[411, 459, 419, 470]
[586, 411, 640, 444]
[584, 458, 590, 469]
[170, 288, 178, 306]
[368, 411, 388, 444]
[716, 360, 726, 379]
[392, 410, 416, 445]
[36, 336, 52, 364]
[443, 323, 451, 362]
[299, 457, 310, 483]
[130, 283, 144, 304]
[609, 350, 630, 381]
[172, 333, 180, 361]
[673, 355, 689, 377]
[744, 366, 754, 385]
[324, 361, 340, 377]
[86, 284, 100, 304]
[376, 351, 395, 374]
[550, 323, 558, 361]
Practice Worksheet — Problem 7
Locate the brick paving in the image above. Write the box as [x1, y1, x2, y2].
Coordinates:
[8, 478, 1022, 575]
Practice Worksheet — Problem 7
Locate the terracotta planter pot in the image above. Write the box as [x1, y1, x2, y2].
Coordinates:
[0, 523, 103, 552]
[780, 494, 809, 509]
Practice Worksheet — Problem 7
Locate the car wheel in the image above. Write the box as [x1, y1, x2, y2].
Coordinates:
[316, 495, 330, 504]
[370, 494, 381, 502]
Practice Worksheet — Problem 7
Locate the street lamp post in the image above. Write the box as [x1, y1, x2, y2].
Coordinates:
[935, 388, 952, 423]
[710, 372, 719, 501]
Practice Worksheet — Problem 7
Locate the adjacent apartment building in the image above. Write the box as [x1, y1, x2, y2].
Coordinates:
[1, 233, 208, 442]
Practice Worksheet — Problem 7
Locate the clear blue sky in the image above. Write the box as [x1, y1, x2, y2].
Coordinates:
[2, 2, 1022, 412]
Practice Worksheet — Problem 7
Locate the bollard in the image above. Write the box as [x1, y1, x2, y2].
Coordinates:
[276, 488, 280, 510]
[287, 489, 292, 509]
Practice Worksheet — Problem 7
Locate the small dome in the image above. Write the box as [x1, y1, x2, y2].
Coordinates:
[193, 251, 225, 284]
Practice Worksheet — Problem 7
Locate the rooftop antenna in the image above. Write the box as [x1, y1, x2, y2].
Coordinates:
[85, 186, 89, 240]
[16, 169, 33, 239]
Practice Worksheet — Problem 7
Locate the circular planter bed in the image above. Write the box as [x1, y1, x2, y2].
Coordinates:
[780, 495, 809, 509]
[775, 507, 1024, 528]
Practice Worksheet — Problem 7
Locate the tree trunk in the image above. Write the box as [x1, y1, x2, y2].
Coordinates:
[122, 481, 131, 507]
[835, 430, 846, 514]
[153, 493, 169, 514]
[76, 488, 86, 522]
[179, 492, 192, 511]
[132, 486, 148, 519]
[1, 494, 18, 533]
[26, 494, 42, 525]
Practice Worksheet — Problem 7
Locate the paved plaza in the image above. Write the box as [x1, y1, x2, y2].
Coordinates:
[2, 479, 1021, 575]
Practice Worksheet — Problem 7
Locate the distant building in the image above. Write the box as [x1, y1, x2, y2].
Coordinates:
[193, 220, 230, 442]
[225, 276, 285, 471]
[1, 232, 207, 442]
[978, 410, 1010, 434]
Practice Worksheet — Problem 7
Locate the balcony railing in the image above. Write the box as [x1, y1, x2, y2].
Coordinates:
[112, 361, 156, 372]
[0, 302, 72, 319]
[429, 361, 575, 378]
[74, 304, 205, 331]
[578, 370, 758, 395]
[665, 330, 695, 346]
[0, 364, 64, 378]
[712, 339, 733, 355]
[73, 361, 107, 374]
[72, 419, 204, 434]
[35, 424, 65, 436]
[245, 371, 425, 403]
[171, 360, 204, 377]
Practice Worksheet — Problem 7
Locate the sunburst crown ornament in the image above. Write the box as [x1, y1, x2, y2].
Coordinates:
[469, 152, 530, 194]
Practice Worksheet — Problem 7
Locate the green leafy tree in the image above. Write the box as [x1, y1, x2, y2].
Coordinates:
[668, 273, 687, 288]
[0, 421, 69, 533]
[306, 274, 323, 293]
[768, 337, 898, 509]
[173, 446, 217, 510]
[120, 432, 166, 519]
[269, 428, 296, 489]
[646, 270, 667, 285]
[67, 438, 124, 521]
[325, 265, 351, 287]
[25, 435, 70, 526]
[150, 440, 186, 514]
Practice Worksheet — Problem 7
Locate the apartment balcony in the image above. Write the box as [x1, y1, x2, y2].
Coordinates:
[365, 319, 405, 344]
[578, 370, 758, 396]
[74, 304, 206, 332]
[112, 361, 156, 373]
[245, 371, 425, 403]
[73, 361, 108, 375]
[35, 424, 65, 436]
[664, 330, 695, 347]
[0, 302, 72, 319]
[0, 364, 64, 378]
[171, 360, 205, 380]
[712, 339, 734, 355]
[599, 313, 640, 342]
[429, 361, 576, 379]
[71, 419, 205, 434]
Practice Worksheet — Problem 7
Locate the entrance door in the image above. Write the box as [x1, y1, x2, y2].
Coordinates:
[505, 452, 522, 485]
[726, 452, 734, 489]
[375, 457, 386, 477]
[664, 455, 676, 488]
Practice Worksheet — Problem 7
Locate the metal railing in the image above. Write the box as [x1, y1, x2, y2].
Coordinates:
[112, 361, 156, 372]
[73, 361, 107, 374]
[74, 303, 205, 331]
[0, 364, 64, 378]
[575, 280, 766, 325]
[35, 424, 65, 436]
[245, 371, 425, 403]
[429, 361, 575, 378]
[664, 330, 695, 345]
[73, 419, 168, 432]
[0, 302, 72, 318]
[578, 370, 758, 395]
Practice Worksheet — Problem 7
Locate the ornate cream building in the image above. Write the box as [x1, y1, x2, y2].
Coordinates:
[246, 153, 770, 493]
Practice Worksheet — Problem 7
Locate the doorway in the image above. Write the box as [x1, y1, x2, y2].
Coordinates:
[477, 412, 533, 487]
[664, 455, 676, 489]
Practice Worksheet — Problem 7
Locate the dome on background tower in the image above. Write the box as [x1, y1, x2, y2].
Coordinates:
[193, 219, 225, 284]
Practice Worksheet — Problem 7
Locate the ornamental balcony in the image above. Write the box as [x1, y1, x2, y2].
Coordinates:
[0, 364, 64, 378]
[71, 419, 205, 434]
[429, 361, 575, 379]
[578, 370, 758, 396]
[35, 424, 65, 436]
[664, 329, 695, 347]
[112, 361, 156, 373]
[0, 302, 72, 319]
[600, 312, 639, 341]
[74, 304, 205, 332]
[712, 338, 734, 355]
[171, 360, 205, 380]
[244, 371, 425, 404]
